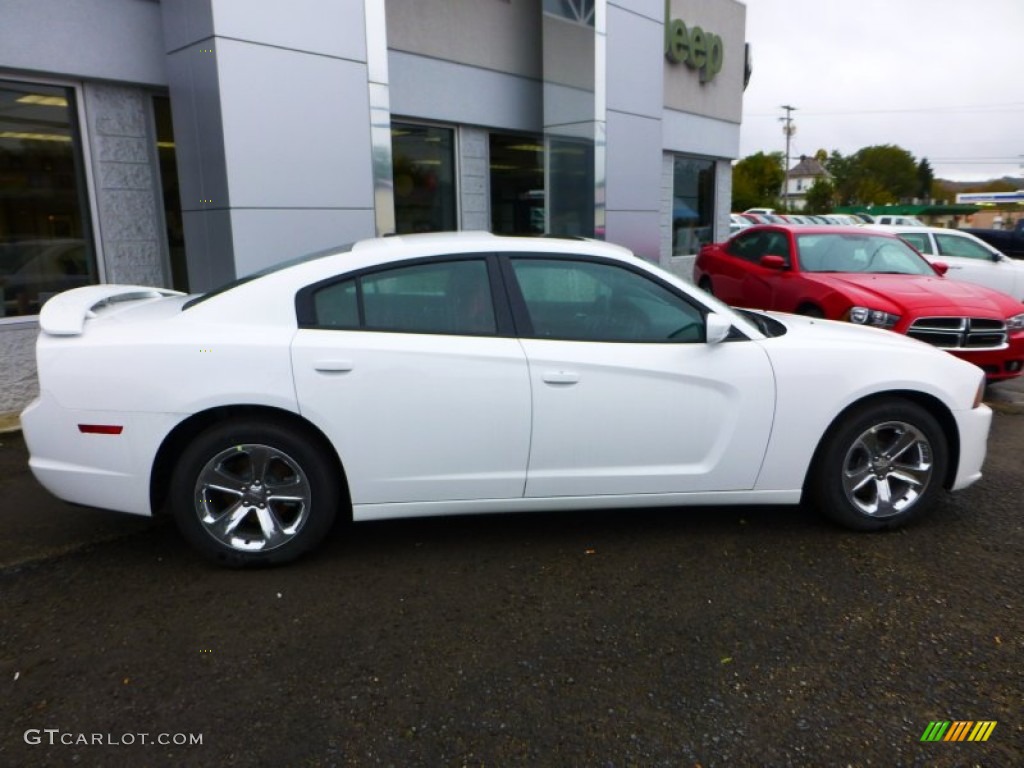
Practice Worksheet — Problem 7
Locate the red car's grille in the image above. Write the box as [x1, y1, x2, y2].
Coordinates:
[906, 317, 1007, 350]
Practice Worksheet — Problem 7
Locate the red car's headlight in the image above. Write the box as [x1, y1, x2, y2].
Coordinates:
[847, 306, 901, 329]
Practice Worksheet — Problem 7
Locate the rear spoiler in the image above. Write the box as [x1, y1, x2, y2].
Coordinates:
[38, 284, 185, 337]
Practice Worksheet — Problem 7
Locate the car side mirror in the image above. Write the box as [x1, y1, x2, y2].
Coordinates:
[706, 312, 732, 344]
[931, 261, 949, 276]
[760, 254, 788, 270]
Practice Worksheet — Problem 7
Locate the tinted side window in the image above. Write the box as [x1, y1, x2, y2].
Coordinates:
[727, 231, 767, 263]
[313, 279, 358, 327]
[898, 232, 932, 254]
[935, 233, 994, 261]
[762, 231, 791, 262]
[310, 259, 496, 335]
[510, 258, 705, 342]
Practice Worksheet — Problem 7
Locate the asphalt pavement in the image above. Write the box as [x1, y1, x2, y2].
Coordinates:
[1, 375, 1022, 570]
[1, 395, 1022, 765]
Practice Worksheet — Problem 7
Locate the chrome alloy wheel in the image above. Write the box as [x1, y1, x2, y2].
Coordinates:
[841, 421, 933, 518]
[194, 443, 312, 553]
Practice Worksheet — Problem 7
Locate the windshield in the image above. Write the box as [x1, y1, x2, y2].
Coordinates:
[795, 233, 935, 276]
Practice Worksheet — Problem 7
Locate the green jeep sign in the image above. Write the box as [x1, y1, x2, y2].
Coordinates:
[664, 1, 724, 83]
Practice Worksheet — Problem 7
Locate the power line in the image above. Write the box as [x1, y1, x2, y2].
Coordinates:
[747, 102, 1024, 117]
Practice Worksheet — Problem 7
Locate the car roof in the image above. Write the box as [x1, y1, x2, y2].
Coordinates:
[867, 224, 975, 236]
[732, 224, 898, 237]
[349, 231, 633, 263]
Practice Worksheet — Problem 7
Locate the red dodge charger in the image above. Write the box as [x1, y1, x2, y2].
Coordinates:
[695, 225, 1024, 381]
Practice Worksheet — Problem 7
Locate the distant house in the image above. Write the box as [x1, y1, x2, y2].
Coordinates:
[783, 155, 830, 211]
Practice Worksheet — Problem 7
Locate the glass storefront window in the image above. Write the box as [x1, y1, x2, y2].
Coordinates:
[543, 0, 596, 26]
[672, 155, 716, 256]
[0, 80, 95, 318]
[391, 123, 456, 234]
[153, 96, 188, 292]
[490, 134, 544, 235]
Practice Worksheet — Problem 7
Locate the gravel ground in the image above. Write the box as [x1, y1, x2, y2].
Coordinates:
[0, 409, 1021, 767]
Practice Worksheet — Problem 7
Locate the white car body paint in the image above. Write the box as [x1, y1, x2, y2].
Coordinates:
[21, 232, 991, 528]
[869, 225, 1024, 301]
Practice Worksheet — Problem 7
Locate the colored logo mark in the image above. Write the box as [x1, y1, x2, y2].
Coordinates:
[920, 721, 997, 742]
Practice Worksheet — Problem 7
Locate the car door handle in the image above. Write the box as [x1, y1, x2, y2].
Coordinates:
[541, 371, 580, 385]
[313, 359, 354, 373]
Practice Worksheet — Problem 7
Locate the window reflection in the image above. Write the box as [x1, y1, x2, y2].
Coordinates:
[391, 123, 456, 234]
[672, 155, 715, 256]
[154, 96, 187, 292]
[490, 134, 544, 235]
[0, 80, 95, 317]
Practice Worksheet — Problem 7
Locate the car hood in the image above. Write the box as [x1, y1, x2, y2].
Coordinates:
[808, 272, 1020, 316]
[753, 309, 926, 350]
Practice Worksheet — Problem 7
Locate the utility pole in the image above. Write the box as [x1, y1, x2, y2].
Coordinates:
[779, 105, 797, 211]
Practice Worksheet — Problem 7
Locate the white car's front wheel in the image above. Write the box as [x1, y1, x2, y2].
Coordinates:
[810, 399, 949, 530]
[171, 420, 338, 566]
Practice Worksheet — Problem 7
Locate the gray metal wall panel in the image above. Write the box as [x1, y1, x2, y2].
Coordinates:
[662, 108, 740, 158]
[606, 4, 663, 120]
[387, 0, 541, 80]
[182, 210, 236, 291]
[605, 210, 662, 262]
[230, 209, 375, 276]
[163, 0, 377, 285]
[209, 0, 367, 61]
[389, 52, 542, 133]
[161, 0, 216, 52]
[611, 0, 665, 22]
[605, 111, 662, 213]
[164, 43, 231, 212]
[1, 0, 166, 85]
[216, 40, 374, 209]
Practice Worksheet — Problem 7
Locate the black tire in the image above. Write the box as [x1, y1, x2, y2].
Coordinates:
[698, 277, 714, 295]
[170, 419, 339, 567]
[808, 398, 948, 531]
[796, 304, 824, 318]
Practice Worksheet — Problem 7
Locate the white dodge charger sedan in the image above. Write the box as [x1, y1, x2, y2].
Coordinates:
[22, 233, 992, 566]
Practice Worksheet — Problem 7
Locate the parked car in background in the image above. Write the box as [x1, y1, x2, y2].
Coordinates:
[695, 225, 1024, 381]
[816, 214, 863, 226]
[961, 219, 1024, 260]
[873, 215, 925, 227]
[22, 232, 993, 566]
[0, 239, 92, 317]
[871, 225, 1024, 301]
[729, 213, 752, 234]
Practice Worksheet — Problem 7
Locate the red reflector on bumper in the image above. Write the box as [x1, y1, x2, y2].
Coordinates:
[78, 424, 124, 435]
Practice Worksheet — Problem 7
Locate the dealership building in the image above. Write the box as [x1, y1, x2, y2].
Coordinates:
[0, 0, 749, 424]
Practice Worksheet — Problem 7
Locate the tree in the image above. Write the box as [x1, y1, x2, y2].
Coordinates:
[803, 178, 835, 213]
[825, 151, 858, 206]
[852, 145, 918, 203]
[916, 158, 934, 200]
[731, 151, 784, 211]
[824, 145, 919, 206]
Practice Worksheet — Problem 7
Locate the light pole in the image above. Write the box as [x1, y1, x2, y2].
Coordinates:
[780, 105, 797, 211]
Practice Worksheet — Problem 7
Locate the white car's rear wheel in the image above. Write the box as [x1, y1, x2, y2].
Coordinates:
[810, 399, 948, 530]
[171, 420, 338, 566]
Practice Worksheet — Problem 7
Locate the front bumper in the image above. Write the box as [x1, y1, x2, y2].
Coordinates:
[949, 403, 992, 491]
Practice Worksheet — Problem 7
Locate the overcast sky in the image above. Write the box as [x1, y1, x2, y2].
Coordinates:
[738, 0, 1024, 182]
